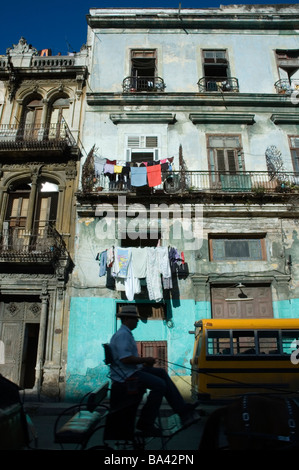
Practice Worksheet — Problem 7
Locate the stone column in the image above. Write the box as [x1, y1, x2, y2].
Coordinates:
[25, 172, 38, 232]
[34, 293, 49, 394]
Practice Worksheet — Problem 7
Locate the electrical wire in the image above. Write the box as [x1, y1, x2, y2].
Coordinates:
[158, 357, 299, 399]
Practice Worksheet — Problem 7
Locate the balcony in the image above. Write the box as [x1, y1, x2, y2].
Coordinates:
[123, 76, 166, 93]
[274, 78, 299, 94]
[0, 123, 78, 157]
[0, 221, 66, 264]
[86, 170, 299, 196]
[198, 77, 239, 93]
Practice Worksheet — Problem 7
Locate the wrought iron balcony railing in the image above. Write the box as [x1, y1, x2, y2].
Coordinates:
[0, 123, 76, 150]
[90, 170, 299, 194]
[0, 221, 66, 262]
[123, 76, 166, 93]
[198, 77, 239, 93]
[274, 78, 299, 94]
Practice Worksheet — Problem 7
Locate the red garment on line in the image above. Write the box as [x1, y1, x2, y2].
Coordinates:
[147, 164, 162, 187]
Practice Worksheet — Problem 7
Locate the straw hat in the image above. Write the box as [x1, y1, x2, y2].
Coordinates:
[117, 304, 140, 318]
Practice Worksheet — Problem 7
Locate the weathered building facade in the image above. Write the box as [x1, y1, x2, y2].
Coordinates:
[65, 4, 299, 400]
[0, 38, 88, 398]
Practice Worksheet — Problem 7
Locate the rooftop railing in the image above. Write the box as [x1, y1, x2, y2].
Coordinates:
[123, 76, 166, 93]
[32, 56, 75, 68]
[197, 76, 239, 93]
[90, 170, 299, 194]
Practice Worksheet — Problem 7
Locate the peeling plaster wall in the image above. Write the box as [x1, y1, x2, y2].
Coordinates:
[68, 6, 299, 399]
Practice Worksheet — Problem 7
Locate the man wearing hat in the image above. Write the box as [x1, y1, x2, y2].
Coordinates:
[109, 304, 200, 436]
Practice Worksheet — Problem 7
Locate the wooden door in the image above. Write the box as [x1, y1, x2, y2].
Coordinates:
[211, 285, 273, 319]
[0, 300, 41, 387]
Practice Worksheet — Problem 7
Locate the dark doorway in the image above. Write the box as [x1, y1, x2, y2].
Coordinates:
[21, 323, 39, 389]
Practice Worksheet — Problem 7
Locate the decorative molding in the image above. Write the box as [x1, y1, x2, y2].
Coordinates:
[189, 113, 255, 125]
[110, 112, 176, 124]
[270, 113, 299, 124]
[88, 92, 293, 108]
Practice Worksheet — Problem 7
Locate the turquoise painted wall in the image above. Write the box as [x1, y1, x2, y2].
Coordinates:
[65, 297, 299, 399]
[65, 297, 200, 400]
[273, 299, 299, 319]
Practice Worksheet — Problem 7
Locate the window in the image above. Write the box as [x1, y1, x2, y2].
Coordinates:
[136, 340, 167, 370]
[130, 50, 157, 91]
[258, 331, 279, 354]
[117, 302, 165, 320]
[21, 96, 43, 139]
[4, 180, 58, 251]
[47, 96, 70, 140]
[207, 135, 245, 189]
[202, 50, 230, 91]
[276, 49, 299, 82]
[207, 330, 281, 356]
[208, 135, 242, 173]
[209, 235, 266, 261]
[120, 230, 161, 248]
[282, 331, 299, 354]
[290, 136, 299, 173]
[126, 135, 159, 163]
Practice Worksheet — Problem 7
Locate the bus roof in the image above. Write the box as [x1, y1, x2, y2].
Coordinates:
[194, 318, 299, 330]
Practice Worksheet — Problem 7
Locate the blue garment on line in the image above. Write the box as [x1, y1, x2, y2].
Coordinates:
[131, 167, 147, 187]
[99, 250, 107, 277]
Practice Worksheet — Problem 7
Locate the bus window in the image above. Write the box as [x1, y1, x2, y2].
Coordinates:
[258, 331, 279, 354]
[281, 331, 299, 354]
[207, 330, 230, 355]
[233, 331, 256, 355]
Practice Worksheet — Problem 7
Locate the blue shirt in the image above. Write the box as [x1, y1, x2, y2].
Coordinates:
[109, 324, 142, 382]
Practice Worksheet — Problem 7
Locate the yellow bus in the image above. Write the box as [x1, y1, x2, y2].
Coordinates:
[190, 318, 299, 401]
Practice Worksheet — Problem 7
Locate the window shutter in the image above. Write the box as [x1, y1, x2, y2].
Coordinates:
[128, 136, 141, 148]
[127, 135, 158, 149]
[146, 136, 158, 148]
[227, 149, 237, 173]
[216, 149, 226, 172]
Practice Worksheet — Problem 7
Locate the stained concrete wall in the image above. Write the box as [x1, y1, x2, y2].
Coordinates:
[66, 6, 299, 400]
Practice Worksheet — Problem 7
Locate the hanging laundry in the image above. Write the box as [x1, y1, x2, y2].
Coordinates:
[146, 247, 163, 302]
[106, 159, 116, 165]
[104, 163, 115, 175]
[157, 246, 172, 290]
[98, 250, 107, 277]
[131, 247, 147, 278]
[124, 259, 141, 301]
[114, 247, 131, 278]
[107, 246, 115, 268]
[147, 164, 162, 187]
[157, 246, 171, 279]
[161, 162, 169, 172]
[94, 158, 106, 176]
[114, 165, 123, 173]
[131, 167, 147, 187]
[169, 247, 182, 274]
[106, 267, 115, 289]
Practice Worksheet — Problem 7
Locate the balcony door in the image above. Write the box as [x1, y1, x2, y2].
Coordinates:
[202, 50, 230, 91]
[5, 182, 58, 252]
[48, 96, 70, 140]
[207, 135, 248, 191]
[22, 97, 43, 140]
[130, 50, 157, 91]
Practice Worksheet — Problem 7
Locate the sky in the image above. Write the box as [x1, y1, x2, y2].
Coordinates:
[0, 0, 298, 56]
